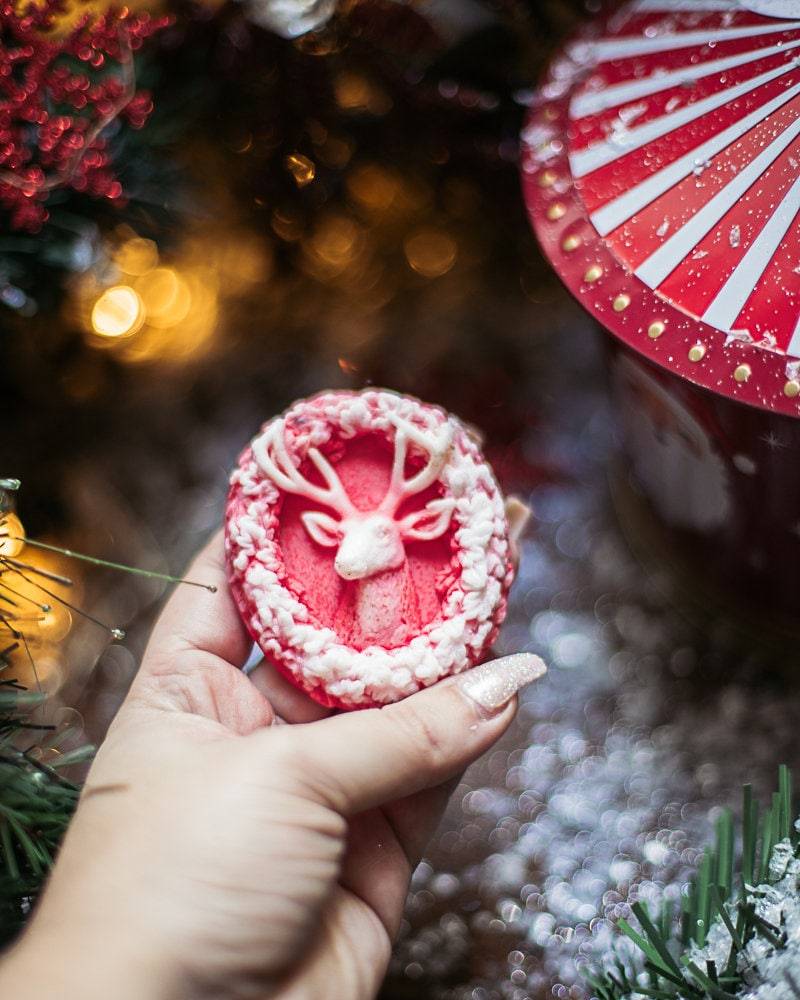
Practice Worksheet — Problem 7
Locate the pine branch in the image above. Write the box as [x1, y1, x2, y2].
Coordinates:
[0, 675, 93, 945]
[588, 767, 797, 1000]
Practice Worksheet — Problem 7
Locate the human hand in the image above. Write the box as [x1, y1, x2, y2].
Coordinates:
[0, 533, 545, 1000]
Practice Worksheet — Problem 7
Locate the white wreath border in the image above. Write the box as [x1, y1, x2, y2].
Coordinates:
[225, 389, 512, 708]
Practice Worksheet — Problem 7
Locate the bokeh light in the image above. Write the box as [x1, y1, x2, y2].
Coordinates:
[91, 285, 146, 339]
[285, 153, 316, 187]
[136, 268, 192, 329]
[76, 225, 269, 364]
[334, 72, 392, 115]
[347, 163, 400, 214]
[0, 529, 81, 692]
[404, 228, 458, 278]
[114, 237, 159, 276]
[303, 214, 367, 280]
[33, 604, 73, 644]
[0, 512, 26, 558]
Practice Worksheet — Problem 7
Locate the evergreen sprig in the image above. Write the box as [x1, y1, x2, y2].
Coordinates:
[587, 767, 797, 1000]
[0, 670, 93, 945]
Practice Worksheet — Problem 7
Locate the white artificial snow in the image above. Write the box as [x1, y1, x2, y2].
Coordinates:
[688, 839, 800, 1000]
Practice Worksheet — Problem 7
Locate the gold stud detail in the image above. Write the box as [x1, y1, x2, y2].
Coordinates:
[688, 343, 706, 363]
[784, 379, 800, 398]
[543, 106, 558, 122]
[647, 320, 665, 339]
[538, 170, 557, 188]
[562, 234, 581, 252]
[612, 294, 631, 312]
[584, 264, 603, 283]
[733, 363, 752, 383]
[547, 202, 566, 221]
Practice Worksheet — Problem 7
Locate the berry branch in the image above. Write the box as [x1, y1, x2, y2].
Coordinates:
[0, 0, 169, 231]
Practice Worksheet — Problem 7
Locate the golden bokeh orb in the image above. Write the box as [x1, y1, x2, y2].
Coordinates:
[285, 153, 316, 188]
[136, 268, 192, 329]
[91, 285, 145, 339]
[115, 237, 159, 276]
[34, 605, 73, 644]
[0, 512, 25, 557]
[404, 230, 458, 279]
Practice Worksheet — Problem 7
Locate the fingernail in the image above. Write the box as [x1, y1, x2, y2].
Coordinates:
[459, 653, 547, 715]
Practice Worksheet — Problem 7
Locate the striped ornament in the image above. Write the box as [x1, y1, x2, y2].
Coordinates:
[562, 2, 800, 356]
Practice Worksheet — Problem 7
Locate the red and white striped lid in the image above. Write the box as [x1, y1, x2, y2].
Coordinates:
[522, 0, 800, 416]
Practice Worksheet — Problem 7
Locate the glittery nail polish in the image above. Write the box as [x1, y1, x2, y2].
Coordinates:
[459, 653, 547, 714]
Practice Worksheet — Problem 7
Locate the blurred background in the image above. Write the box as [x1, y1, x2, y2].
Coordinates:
[4, 0, 800, 996]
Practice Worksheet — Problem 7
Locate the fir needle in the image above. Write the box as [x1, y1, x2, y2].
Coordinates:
[0, 615, 21, 639]
[7, 537, 217, 592]
[17, 629, 41, 694]
[3, 558, 73, 587]
[0, 561, 126, 640]
[0, 581, 50, 612]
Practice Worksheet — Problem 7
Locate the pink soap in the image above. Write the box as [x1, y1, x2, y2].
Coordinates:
[225, 389, 515, 710]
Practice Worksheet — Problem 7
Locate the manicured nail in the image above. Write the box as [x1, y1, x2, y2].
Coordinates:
[459, 653, 547, 714]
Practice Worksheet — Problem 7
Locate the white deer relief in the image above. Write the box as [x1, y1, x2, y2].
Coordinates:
[252, 416, 456, 645]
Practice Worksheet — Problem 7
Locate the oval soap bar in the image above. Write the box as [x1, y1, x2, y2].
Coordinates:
[225, 388, 515, 710]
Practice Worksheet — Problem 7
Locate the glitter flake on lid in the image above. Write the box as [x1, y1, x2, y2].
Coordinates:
[224, 389, 518, 710]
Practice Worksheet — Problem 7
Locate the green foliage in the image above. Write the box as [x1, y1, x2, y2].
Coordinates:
[587, 767, 797, 1000]
[0, 672, 93, 944]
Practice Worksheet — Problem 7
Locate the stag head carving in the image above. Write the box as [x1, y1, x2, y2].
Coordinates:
[252, 416, 456, 581]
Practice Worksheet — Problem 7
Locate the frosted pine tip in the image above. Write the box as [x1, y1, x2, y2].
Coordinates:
[0, 479, 20, 491]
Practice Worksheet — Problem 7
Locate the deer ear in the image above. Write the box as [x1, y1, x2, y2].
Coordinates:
[300, 511, 342, 548]
[399, 498, 455, 542]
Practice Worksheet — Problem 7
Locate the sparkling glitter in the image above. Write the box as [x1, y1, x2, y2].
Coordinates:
[385, 338, 800, 997]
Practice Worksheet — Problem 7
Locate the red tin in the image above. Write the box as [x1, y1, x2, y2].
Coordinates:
[522, 1, 800, 620]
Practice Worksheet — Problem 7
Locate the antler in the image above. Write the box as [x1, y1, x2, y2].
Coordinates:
[380, 415, 453, 515]
[252, 420, 356, 516]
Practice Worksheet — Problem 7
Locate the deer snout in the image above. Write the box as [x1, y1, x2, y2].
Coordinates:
[334, 515, 405, 580]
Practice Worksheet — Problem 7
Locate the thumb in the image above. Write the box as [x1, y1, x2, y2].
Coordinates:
[264, 653, 546, 815]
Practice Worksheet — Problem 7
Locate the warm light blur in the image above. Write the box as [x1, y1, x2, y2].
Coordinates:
[91, 285, 146, 338]
[136, 268, 192, 329]
[0, 532, 79, 692]
[285, 153, 316, 187]
[26, 654, 63, 693]
[272, 209, 305, 242]
[404, 229, 458, 278]
[347, 164, 400, 214]
[0, 513, 25, 557]
[334, 72, 392, 115]
[117, 269, 218, 364]
[77, 226, 269, 364]
[115, 237, 159, 277]
[318, 134, 354, 169]
[0, 543, 79, 607]
[33, 605, 73, 644]
[11, 651, 63, 694]
[303, 214, 366, 280]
